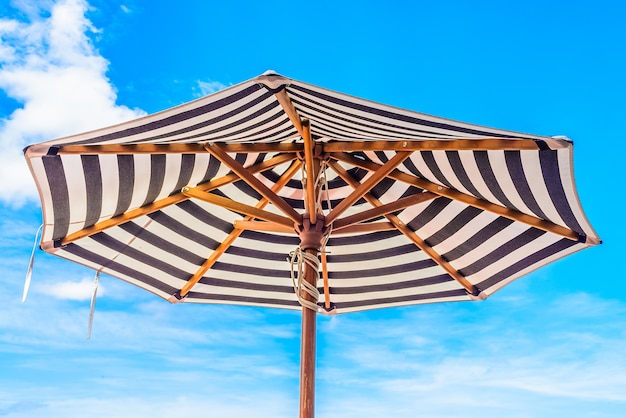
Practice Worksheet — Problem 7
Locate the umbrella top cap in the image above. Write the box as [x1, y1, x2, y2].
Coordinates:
[257, 71, 290, 90]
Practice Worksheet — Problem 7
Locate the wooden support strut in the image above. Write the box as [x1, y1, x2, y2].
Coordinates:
[326, 159, 484, 298]
[173, 160, 303, 300]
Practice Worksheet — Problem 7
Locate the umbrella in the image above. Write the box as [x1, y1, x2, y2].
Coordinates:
[24, 71, 600, 418]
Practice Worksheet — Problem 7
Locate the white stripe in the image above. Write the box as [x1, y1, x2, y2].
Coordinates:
[62, 155, 88, 235]
[127, 154, 151, 210]
[98, 154, 121, 219]
[156, 154, 183, 200]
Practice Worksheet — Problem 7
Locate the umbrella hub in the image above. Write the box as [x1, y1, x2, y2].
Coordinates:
[296, 214, 330, 251]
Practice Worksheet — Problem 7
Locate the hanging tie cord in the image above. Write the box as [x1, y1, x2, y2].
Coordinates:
[289, 248, 321, 312]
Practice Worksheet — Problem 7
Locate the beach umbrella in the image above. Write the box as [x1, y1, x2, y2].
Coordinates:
[23, 71, 600, 418]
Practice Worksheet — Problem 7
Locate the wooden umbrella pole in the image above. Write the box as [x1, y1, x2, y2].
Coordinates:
[297, 214, 328, 418]
[300, 247, 317, 418]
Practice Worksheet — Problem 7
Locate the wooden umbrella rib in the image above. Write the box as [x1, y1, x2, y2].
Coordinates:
[321, 138, 570, 153]
[215, 142, 303, 153]
[182, 187, 294, 228]
[233, 220, 294, 233]
[327, 159, 481, 297]
[331, 151, 583, 242]
[178, 160, 302, 298]
[332, 192, 437, 230]
[234, 220, 397, 234]
[205, 143, 302, 223]
[57, 143, 208, 154]
[324, 151, 412, 226]
[302, 119, 318, 223]
[274, 89, 306, 138]
[58, 142, 305, 155]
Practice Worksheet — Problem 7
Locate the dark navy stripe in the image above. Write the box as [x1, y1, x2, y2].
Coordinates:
[119, 221, 206, 265]
[402, 156, 427, 179]
[330, 273, 452, 294]
[334, 289, 468, 310]
[200, 154, 222, 184]
[459, 228, 547, 276]
[327, 243, 419, 262]
[62, 244, 177, 294]
[42, 155, 70, 240]
[229, 179, 263, 201]
[290, 84, 518, 138]
[370, 177, 396, 200]
[442, 217, 514, 261]
[446, 151, 486, 200]
[114, 155, 135, 217]
[225, 245, 291, 262]
[421, 151, 453, 188]
[406, 197, 453, 231]
[474, 151, 517, 210]
[477, 238, 580, 290]
[539, 150, 583, 233]
[328, 229, 403, 246]
[329, 259, 438, 279]
[148, 208, 222, 248]
[173, 154, 196, 193]
[374, 150, 389, 163]
[425, 206, 483, 247]
[176, 199, 233, 233]
[81, 155, 102, 228]
[505, 151, 548, 219]
[142, 154, 167, 206]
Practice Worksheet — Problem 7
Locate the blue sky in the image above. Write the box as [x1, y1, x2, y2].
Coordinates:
[0, 0, 624, 417]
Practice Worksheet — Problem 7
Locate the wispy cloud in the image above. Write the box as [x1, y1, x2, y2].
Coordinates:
[196, 79, 228, 96]
[0, 0, 145, 205]
[40, 277, 102, 301]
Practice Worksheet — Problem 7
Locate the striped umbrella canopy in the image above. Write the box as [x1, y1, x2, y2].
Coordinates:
[24, 71, 600, 418]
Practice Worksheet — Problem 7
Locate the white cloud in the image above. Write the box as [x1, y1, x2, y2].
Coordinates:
[0, 0, 145, 206]
[42, 276, 103, 300]
[197, 79, 228, 96]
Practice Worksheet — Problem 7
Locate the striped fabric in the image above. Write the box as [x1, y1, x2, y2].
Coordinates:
[24, 72, 600, 313]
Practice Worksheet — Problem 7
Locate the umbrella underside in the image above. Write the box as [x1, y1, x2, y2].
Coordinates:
[24, 72, 600, 314]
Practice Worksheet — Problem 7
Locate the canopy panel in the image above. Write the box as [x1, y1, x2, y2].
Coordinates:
[24, 72, 600, 313]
